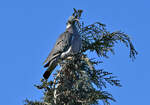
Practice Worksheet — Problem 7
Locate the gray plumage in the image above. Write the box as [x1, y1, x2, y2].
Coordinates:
[43, 16, 82, 79]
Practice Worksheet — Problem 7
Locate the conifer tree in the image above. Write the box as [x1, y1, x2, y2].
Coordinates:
[24, 9, 137, 105]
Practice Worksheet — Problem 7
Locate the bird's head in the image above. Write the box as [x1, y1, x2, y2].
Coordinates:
[66, 16, 79, 29]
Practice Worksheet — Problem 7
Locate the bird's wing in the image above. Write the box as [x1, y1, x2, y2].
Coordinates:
[43, 32, 73, 66]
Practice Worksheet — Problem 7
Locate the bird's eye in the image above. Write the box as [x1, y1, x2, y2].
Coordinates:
[69, 21, 72, 24]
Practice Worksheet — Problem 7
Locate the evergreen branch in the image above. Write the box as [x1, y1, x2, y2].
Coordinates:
[81, 22, 138, 60]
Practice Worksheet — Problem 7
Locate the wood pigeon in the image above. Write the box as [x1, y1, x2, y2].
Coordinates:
[43, 16, 82, 79]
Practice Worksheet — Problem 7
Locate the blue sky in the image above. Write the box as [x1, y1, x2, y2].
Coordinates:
[0, 0, 149, 105]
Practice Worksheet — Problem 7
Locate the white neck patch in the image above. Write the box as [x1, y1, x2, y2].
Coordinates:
[66, 23, 71, 29]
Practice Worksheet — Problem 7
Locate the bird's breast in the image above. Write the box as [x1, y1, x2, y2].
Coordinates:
[71, 34, 82, 53]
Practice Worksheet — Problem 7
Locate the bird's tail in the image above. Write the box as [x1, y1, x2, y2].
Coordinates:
[43, 69, 52, 80]
[43, 59, 58, 79]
